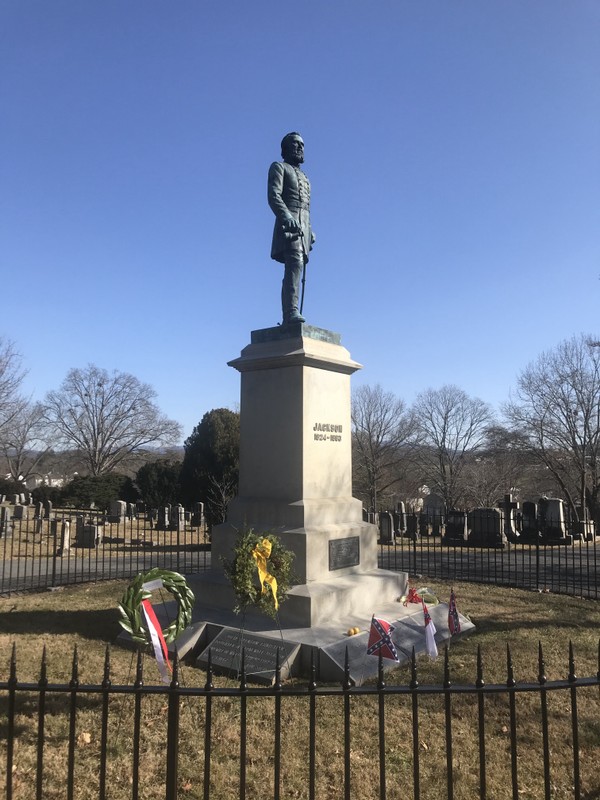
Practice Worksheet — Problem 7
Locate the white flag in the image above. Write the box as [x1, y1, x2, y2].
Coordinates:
[423, 602, 438, 659]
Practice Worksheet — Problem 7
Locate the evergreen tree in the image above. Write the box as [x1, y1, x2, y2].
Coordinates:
[180, 408, 239, 527]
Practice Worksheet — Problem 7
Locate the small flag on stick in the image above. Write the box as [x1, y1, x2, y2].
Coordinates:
[367, 616, 400, 662]
[448, 588, 461, 635]
[423, 602, 438, 659]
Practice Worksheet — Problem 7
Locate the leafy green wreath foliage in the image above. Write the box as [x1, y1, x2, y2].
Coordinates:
[223, 530, 295, 619]
[118, 568, 195, 645]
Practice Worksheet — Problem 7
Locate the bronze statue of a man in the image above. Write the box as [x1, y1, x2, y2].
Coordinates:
[268, 132, 315, 324]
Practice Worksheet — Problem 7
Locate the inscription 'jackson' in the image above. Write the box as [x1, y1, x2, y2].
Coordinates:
[313, 423, 343, 432]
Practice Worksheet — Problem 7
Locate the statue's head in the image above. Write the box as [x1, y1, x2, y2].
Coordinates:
[281, 132, 304, 165]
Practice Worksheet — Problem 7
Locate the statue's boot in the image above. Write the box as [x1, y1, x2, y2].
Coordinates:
[284, 310, 305, 324]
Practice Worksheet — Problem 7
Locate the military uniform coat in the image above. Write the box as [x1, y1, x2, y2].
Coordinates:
[268, 161, 314, 263]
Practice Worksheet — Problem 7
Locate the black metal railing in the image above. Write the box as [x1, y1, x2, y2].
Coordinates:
[0, 509, 211, 595]
[377, 512, 600, 600]
[2, 643, 599, 799]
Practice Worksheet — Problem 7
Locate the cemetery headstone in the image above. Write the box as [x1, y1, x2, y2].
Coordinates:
[43, 500, 53, 520]
[108, 500, 127, 524]
[406, 512, 419, 541]
[419, 512, 433, 537]
[157, 506, 170, 531]
[61, 520, 71, 553]
[0, 507, 12, 538]
[55, 520, 71, 555]
[379, 511, 394, 544]
[520, 501, 539, 542]
[76, 522, 102, 548]
[499, 493, 520, 543]
[192, 501, 205, 527]
[34, 501, 44, 520]
[468, 508, 507, 547]
[13, 504, 28, 521]
[442, 510, 468, 544]
[573, 506, 595, 541]
[394, 502, 407, 536]
[538, 497, 571, 544]
[423, 492, 445, 524]
[75, 515, 84, 538]
[170, 504, 186, 531]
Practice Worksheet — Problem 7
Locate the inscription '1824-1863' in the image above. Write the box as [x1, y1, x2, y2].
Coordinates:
[329, 536, 360, 571]
[313, 422, 342, 442]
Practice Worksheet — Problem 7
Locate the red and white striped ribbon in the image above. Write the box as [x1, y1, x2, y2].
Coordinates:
[141, 599, 172, 684]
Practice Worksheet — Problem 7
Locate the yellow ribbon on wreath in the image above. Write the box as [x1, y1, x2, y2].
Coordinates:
[251, 538, 279, 610]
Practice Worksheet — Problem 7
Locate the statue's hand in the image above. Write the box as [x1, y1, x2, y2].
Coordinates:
[282, 215, 300, 233]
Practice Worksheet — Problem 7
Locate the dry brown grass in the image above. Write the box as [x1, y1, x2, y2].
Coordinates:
[1, 580, 600, 799]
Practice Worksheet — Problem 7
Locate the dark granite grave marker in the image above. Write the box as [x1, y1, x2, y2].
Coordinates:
[468, 508, 507, 548]
[196, 629, 300, 685]
[379, 512, 394, 544]
[191, 501, 204, 527]
[442, 510, 468, 544]
[520, 501, 539, 542]
[406, 512, 419, 541]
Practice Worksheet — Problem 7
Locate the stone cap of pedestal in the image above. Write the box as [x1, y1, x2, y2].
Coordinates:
[228, 324, 362, 375]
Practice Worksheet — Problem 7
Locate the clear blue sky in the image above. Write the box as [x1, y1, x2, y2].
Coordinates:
[2, 1, 598, 442]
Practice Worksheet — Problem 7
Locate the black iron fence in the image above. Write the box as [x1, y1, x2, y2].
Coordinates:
[2, 643, 599, 799]
[3, 504, 600, 601]
[377, 512, 600, 600]
[0, 509, 210, 596]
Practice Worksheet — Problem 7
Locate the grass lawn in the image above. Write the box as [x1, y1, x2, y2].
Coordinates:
[1, 579, 599, 799]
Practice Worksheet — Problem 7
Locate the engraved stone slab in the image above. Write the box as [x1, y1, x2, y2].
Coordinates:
[196, 629, 301, 685]
[329, 536, 360, 571]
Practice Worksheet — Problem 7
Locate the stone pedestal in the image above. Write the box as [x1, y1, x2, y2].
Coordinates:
[209, 324, 406, 628]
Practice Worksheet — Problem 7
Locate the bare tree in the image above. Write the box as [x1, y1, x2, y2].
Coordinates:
[207, 474, 238, 526]
[0, 401, 52, 482]
[504, 334, 600, 523]
[457, 425, 530, 507]
[413, 385, 495, 509]
[0, 337, 26, 438]
[351, 384, 418, 511]
[42, 365, 183, 476]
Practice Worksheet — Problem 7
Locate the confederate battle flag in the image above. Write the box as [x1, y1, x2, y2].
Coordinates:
[367, 616, 400, 662]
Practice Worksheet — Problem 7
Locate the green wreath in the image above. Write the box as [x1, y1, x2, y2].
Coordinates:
[118, 568, 195, 645]
[223, 530, 295, 619]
